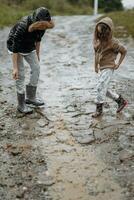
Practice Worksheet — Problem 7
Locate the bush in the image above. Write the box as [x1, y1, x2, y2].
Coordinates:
[21, 0, 92, 15]
[89, 0, 123, 12]
[0, 0, 25, 5]
[0, 0, 93, 27]
[99, 10, 134, 38]
[22, 0, 52, 10]
[0, 4, 27, 27]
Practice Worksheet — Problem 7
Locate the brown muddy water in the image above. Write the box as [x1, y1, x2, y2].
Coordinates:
[0, 16, 134, 200]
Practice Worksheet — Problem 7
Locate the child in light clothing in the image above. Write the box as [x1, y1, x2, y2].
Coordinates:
[92, 17, 127, 117]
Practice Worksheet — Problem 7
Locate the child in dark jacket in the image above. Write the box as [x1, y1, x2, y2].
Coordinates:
[92, 17, 127, 118]
[7, 7, 54, 114]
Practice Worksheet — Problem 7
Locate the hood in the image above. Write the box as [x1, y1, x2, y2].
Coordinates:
[29, 7, 51, 23]
[96, 17, 114, 32]
[94, 17, 114, 68]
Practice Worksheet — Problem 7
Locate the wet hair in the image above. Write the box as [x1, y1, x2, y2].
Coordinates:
[96, 23, 112, 42]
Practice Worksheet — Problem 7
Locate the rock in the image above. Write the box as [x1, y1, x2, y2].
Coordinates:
[57, 33, 66, 38]
[76, 134, 95, 145]
[119, 150, 134, 162]
[16, 191, 25, 199]
[10, 148, 22, 156]
[37, 176, 55, 186]
[20, 123, 29, 130]
[93, 120, 130, 130]
[65, 105, 76, 112]
[126, 130, 134, 138]
[72, 129, 95, 144]
[61, 146, 75, 153]
[22, 186, 28, 192]
[37, 119, 49, 127]
[16, 130, 23, 135]
[0, 122, 5, 127]
[29, 112, 41, 119]
[0, 125, 4, 131]
[0, 87, 3, 92]
[71, 129, 93, 138]
[56, 132, 70, 143]
[94, 130, 105, 140]
[16, 112, 25, 118]
[35, 126, 55, 136]
[90, 120, 99, 128]
[119, 135, 130, 149]
[0, 100, 7, 104]
[132, 114, 134, 120]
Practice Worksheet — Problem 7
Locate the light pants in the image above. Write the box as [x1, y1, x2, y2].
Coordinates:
[96, 68, 119, 104]
[15, 51, 40, 94]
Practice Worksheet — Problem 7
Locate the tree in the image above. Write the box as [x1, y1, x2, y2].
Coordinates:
[90, 0, 123, 12]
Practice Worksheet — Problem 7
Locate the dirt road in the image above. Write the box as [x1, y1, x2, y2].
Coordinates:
[0, 16, 134, 200]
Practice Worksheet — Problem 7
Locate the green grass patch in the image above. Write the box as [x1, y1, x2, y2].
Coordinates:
[0, 4, 28, 28]
[1, 1, 133, 40]
[100, 10, 134, 38]
[0, 1, 92, 28]
[22, 0, 92, 15]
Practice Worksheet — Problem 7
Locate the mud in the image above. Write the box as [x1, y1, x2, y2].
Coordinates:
[0, 16, 134, 200]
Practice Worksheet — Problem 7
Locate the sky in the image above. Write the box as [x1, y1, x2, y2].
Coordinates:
[122, 0, 134, 8]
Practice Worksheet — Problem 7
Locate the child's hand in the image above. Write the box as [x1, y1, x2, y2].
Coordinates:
[37, 54, 40, 61]
[12, 68, 19, 80]
[114, 64, 120, 70]
[28, 24, 34, 32]
[95, 67, 99, 73]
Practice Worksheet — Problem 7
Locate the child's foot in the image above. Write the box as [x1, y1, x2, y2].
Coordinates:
[92, 103, 103, 118]
[92, 112, 103, 118]
[115, 95, 128, 113]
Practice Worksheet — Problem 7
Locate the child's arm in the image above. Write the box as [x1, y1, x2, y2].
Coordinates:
[35, 42, 40, 61]
[115, 47, 127, 69]
[46, 20, 55, 29]
[28, 20, 54, 32]
[93, 38, 100, 73]
[12, 53, 19, 80]
[94, 53, 99, 73]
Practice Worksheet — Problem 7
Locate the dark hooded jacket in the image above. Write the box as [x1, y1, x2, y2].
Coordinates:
[7, 7, 51, 53]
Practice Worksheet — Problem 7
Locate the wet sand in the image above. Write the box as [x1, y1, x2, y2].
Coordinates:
[0, 16, 134, 200]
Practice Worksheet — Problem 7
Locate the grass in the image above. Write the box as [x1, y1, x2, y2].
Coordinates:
[0, 2, 134, 39]
[101, 10, 134, 38]
[0, 4, 28, 28]
[0, 2, 92, 28]
[22, 0, 93, 15]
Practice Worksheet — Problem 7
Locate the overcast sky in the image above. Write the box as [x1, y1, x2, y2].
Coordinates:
[122, 0, 134, 8]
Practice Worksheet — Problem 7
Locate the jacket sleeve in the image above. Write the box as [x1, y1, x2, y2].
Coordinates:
[113, 39, 127, 54]
[12, 21, 27, 53]
[36, 30, 45, 42]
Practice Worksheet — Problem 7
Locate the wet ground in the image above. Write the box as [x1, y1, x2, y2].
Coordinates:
[0, 16, 134, 200]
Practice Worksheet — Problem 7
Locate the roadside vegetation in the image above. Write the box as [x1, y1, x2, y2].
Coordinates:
[0, 4, 28, 27]
[0, 0, 92, 27]
[99, 10, 134, 38]
[0, 0, 134, 38]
